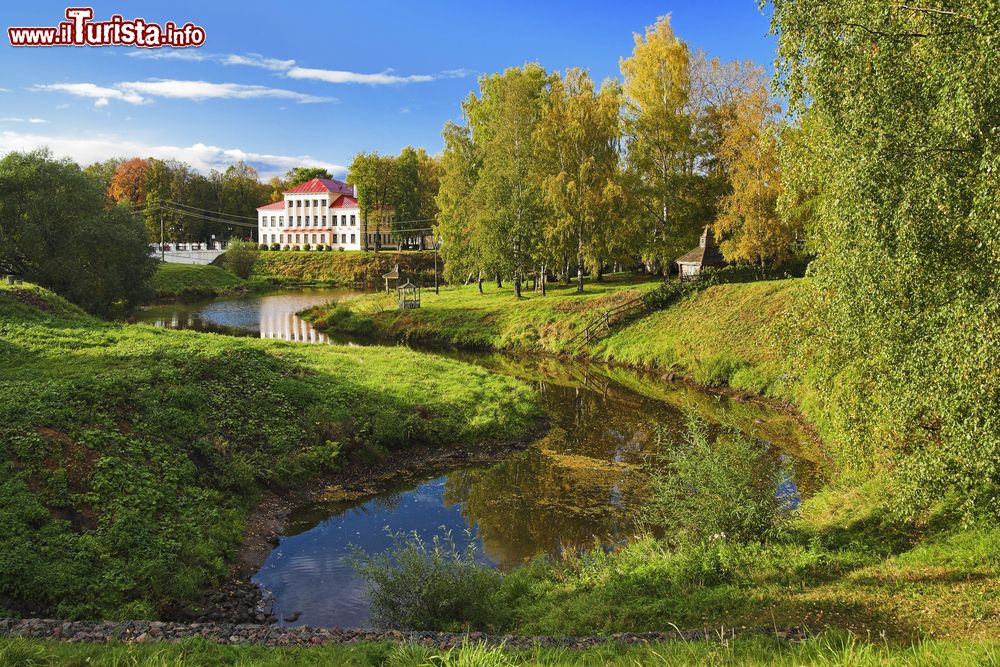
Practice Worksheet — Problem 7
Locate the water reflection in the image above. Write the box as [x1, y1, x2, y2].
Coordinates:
[133, 288, 368, 343]
[254, 356, 819, 629]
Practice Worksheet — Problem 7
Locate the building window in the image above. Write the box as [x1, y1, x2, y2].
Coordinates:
[296, 200, 301, 208]
[305, 216, 310, 225]
[341, 234, 346, 243]
[350, 215, 356, 225]
[322, 216, 327, 226]
[297, 216, 302, 225]
[350, 233, 356, 244]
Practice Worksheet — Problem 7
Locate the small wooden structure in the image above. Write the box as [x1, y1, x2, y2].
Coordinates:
[397, 280, 421, 309]
[382, 264, 401, 293]
[675, 226, 727, 281]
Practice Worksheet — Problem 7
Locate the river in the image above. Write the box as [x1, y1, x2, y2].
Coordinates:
[133, 288, 820, 629]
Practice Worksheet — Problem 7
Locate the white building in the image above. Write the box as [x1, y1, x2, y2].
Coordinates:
[256, 177, 402, 251]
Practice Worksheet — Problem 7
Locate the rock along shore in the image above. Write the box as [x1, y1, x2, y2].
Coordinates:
[0, 618, 807, 649]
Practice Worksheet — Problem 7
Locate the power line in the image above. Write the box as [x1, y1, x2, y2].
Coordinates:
[164, 199, 260, 221]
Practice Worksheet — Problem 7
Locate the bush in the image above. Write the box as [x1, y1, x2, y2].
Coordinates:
[338, 247, 345, 252]
[350, 529, 505, 631]
[292, 245, 301, 251]
[270, 243, 280, 251]
[643, 416, 793, 544]
[258, 243, 269, 251]
[220, 240, 260, 279]
[303, 244, 312, 251]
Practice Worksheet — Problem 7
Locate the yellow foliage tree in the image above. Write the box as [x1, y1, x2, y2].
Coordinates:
[714, 73, 795, 272]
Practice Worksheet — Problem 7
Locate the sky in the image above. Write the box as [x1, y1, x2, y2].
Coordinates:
[0, 1, 776, 179]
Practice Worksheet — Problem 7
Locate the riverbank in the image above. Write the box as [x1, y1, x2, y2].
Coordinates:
[253, 250, 438, 286]
[0, 282, 541, 621]
[146, 263, 257, 301]
[300, 276, 1000, 641]
[1, 623, 996, 665]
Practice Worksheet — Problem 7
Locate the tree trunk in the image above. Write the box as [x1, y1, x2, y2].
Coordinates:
[596, 266, 604, 282]
[496, 273, 502, 289]
[362, 211, 369, 251]
[576, 235, 584, 293]
[541, 263, 546, 296]
[477, 271, 484, 294]
[514, 271, 522, 298]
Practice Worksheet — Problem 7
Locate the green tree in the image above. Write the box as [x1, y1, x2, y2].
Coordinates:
[220, 161, 269, 241]
[0, 149, 155, 315]
[285, 166, 332, 188]
[436, 122, 484, 286]
[347, 152, 397, 251]
[392, 146, 440, 248]
[467, 64, 553, 297]
[771, 0, 1000, 517]
[535, 68, 623, 293]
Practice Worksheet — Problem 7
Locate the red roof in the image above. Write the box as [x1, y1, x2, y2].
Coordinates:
[330, 194, 358, 208]
[257, 201, 285, 210]
[284, 178, 353, 195]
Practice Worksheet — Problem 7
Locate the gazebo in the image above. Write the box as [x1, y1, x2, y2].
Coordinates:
[675, 226, 727, 281]
[397, 280, 421, 309]
[381, 264, 401, 293]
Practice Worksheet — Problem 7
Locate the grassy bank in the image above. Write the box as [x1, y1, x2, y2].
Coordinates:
[302, 276, 1000, 641]
[2, 632, 998, 665]
[252, 250, 438, 286]
[304, 275, 664, 352]
[146, 263, 250, 300]
[0, 283, 540, 620]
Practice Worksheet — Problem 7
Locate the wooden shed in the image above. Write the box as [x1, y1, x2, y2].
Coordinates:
[675, 226, 727, 280]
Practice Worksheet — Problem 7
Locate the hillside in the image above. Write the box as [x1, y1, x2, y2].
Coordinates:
[0, 283, 540, 620]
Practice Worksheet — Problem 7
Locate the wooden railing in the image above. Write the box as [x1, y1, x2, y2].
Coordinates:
[567, 282, 674, 348]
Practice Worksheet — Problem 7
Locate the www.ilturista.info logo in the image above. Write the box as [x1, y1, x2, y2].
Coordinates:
[8, 7, 206, 48]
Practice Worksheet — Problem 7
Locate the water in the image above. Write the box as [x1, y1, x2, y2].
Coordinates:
[132, 287, 369, 343]
[135, 288, 821, 629]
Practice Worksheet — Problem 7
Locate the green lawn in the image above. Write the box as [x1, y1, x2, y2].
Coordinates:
[0, 283, 540, 620]
[146, 263, 248, 300]
[304, 274, 664, 353]
[2, 633, 998, 666]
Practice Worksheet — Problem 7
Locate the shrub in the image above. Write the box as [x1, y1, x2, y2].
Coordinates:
[643, 416, 793, 544]
[350, 529, 505, 631]
[258, 243, 269, 251]
[220, 240, 260, 279]
[338, 246, 345, 252]
[292, 245, 301, 251]
[270, 243, 280, 251]
[303, 243, 312, 251]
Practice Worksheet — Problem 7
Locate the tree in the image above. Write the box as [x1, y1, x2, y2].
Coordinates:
[713, 70, 794, 272]
[436, 122, 484, 285]
[84, 158, 123, 199]
[771, 0, 1000, 516]
[392, 146, 440, 247]
[107, 158, 150, 208]
[0, 149, 155, 315]
[620, 15, 694, 270]
[268, 176, 286, 203]
[285, 167, 332, 188]
[467, 64, 553, 297]
[535, 68, 623, 293]
[220, 161, 269, 240]
[347, 152, 397, 251]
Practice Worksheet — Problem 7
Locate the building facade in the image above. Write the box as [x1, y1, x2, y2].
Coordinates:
[256, 177, 401, 251]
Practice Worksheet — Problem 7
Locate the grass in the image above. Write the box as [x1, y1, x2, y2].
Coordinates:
[253, 250, 438, 286]
[304, 274, 664, 353]
[0, 282, 540, 620]
[1, 632, 998, 665]
[146, 263, 249, 300]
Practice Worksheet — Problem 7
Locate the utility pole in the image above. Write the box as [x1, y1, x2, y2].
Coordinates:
[433, 234, 439, 295]
[160, 211, 165, 261]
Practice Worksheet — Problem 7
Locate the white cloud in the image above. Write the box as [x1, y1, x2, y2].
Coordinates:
[0, 117, 49, 124]
[32, 82, 146, 107]
[127, 49, 470, 86]
[222, 53, 295, 71]
[0, 88, 10, 92]
[118, 79, 331, 103]
[286, 67, 468, 85]
[33, 79, 332, 106]
[0, 130, 346, 179]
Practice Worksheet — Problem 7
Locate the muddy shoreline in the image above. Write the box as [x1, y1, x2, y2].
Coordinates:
[165, 423, 548, 625]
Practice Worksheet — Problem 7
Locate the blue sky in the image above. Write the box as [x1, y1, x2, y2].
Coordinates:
[0, 1, 775, 179]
